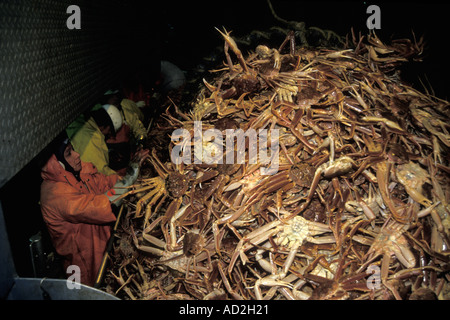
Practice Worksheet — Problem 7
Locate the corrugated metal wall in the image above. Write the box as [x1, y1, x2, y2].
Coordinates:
[0, 0, 160, 187]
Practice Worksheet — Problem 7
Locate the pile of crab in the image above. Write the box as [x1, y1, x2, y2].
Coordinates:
[102, 28, 450, 300]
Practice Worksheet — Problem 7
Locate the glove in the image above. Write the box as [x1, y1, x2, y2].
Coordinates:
[106, 187, 125, 206]
[120, 162, 139, 187]
[105, 162, 140, 205]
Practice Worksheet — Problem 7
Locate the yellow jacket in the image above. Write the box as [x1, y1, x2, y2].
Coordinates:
[120, 99, 146, 140]
[66, 99, 145, 176]
[69, 117, 117, 176]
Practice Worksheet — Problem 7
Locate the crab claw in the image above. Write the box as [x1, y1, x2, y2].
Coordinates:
[203, 78, 217, 92]
[215, 26, 249, 73]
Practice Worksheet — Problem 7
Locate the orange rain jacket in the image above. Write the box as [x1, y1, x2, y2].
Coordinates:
[40, 154, 119, 286]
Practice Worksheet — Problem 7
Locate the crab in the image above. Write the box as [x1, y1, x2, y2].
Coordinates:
[130, 208, 215, 278]
[353, 218, 417, 299]
[345, 184, 385, 221]
[110, 148, 190, 229]
[395, 161, 433, 207]
[227, 209, 335, 298]
[141, 150, 189, 227]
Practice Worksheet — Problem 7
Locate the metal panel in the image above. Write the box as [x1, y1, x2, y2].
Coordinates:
[0, 0, 158, 187]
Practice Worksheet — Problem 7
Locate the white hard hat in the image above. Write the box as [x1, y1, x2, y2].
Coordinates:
[102, 104, 123, 132]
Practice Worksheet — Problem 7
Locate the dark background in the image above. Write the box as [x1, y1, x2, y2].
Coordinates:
[156, 0, 449, 99]
[1, 0, 448, 278]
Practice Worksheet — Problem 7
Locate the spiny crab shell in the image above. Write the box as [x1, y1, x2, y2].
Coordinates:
[275, 215, 330, 248]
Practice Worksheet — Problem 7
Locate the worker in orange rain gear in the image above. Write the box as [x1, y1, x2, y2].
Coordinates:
[40, 135, 144, 286]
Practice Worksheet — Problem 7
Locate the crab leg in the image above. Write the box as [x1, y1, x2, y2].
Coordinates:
[216, 27, 249, 73]
[227, 220, 281, 274]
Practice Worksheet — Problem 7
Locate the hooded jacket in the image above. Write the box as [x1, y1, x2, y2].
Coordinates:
[40, 154, 119, 286]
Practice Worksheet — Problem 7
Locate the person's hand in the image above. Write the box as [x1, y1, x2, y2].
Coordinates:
[133, 148, 150, 166]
